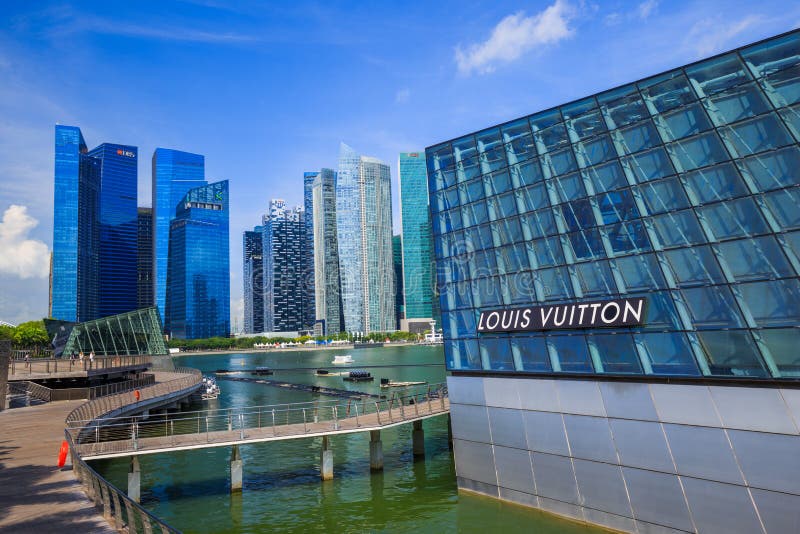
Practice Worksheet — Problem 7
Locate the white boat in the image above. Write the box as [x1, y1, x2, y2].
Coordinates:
[201, 376, 221, 400]
[332, 354, 354, 365]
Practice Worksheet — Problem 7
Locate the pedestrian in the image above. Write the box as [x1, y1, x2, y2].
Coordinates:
[24, 352, 30, 369]
[89, 351, 95, 367]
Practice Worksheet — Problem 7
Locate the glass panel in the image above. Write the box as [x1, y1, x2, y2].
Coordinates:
[538, 122, 570, 152]
[682, 162, 749, 204]
[529, 109, 562, 131]
[546, 148, 578, 176]
[468, 249, 497, 280]
[446, 339, 481, 370]
[561, 199, 596, 232]
[511, 158, 545, 187]
[739, 279, 800, 327]
[597, 189, 639, 224]
[538, 267, 573, 300]
[533, 236, 565, 267]
[696, 331, 768, 377]
[511, 336, 552, 372]
[590, 334, 643, 374]
[487, 192, 517, 220]
[480, 337, 514, 371]
[761, 64, 800, 107]
[740, 31, 800, 78]
[548, 335, 594, 373]
[461, 178, 485, 204]
[617, 121, 660, 155]
[607, 221, 651, 255]
[784, 230, 800, 259]
[760, 329, 800, 377]
[517, 182, 549, 212]
[502, 118, 536, 163]
[497, 243, 530, 274]
[639, 73, 696, 113]
[603, 92, 648, 128]
[624, 147, 675, 183]
[508, 271, 537, 304]
[737, 146, 800, 191]
[778, 104, 800, 141]
[664, 246, 726, 286]
[650, 210, 706, 248]
[569, 109, 607, 140]
[472, 276, 503, 307]
[462, 200, 489, 227]
[575, 260, 617, 296]
[520, 210, 557, 239]
[636, 290, 682, 331]
[615, 254, 665, 291]
[567, 229, 606, 261]
[484, 169, 512, 196]
[585, 160, 629, 193]
[668, 131, 729, 172]
[453, 136, 478, 169]
[637, 332, 700, 375]
[657, 103, 713, 141]
[705, 82, 772, 125]
[764, 188, 800, 230]
[716, 236, 794, 281]
[576, 135, 615, 166]
[718, 113, 793, 157]
[636, 176, 691, 214]
[492, 217, 523, 245]
[686, 53, 751, 96]
[550, 172, 585, 203]
[681, 285, 746, 329]
[699, 197, 770, 240]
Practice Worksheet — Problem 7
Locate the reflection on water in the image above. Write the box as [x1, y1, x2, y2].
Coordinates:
[91, 345, 602, 533]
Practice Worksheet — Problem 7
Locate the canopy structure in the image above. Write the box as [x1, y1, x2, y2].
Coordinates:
[62, 307, 168, 357]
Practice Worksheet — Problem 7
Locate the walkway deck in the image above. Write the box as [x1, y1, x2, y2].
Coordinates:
[0, 400, 114, 533]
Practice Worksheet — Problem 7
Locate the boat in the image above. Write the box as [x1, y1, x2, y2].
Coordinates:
[253, 366, 273, 376]
[332, 354, 354, 364]
[343, 370, 374, 382]
[201, 376, 221, 400]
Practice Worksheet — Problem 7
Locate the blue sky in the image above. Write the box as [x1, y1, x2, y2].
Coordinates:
[0, 0, 798, 327]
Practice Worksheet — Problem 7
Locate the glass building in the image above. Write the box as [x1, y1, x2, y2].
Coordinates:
[262, 200, 305, 332]
[243, 226, 264, 333]
[311, 168, 343, 335]
[428, 30, 800, 533]
[393, 234, 404, 328]
[62, 307, 168, 357]
[151, 148, 206, 322]
[166, 180, 230, 339]
[336, 143, 396, 333]
[303, 172, 317, 329]
[137, 207, 154, 309]
[399, 152, 438, 330]
[88, 143, 139, 318]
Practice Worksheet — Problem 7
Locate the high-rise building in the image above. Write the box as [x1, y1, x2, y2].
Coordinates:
[166, 180, 229, 339]
[243, 226, 264, 333]
[311, 169, 342, 335]
[336, 143, 395, 333]
[393, 234, 403, 330]
[262, 200, 305, 332]
[137, 207, 154, 309]
[88, 143, 139, 317]
[430, 29, 800, 531]
[302, 172, 317, 329]
[399, 152, 437, 332]
[152, 148, 206, 322]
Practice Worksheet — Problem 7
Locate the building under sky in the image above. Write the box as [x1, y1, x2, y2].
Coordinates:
[137, 207, 153, 309]
[302, 172, 316, 330]
[262, 199, 305, 332]
[242, 226, 264, 334]
[311, 168, 342, 336]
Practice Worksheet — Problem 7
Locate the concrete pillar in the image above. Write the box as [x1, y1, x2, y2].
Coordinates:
[230, 445, 242, 492]
[412, 420, 425, 458]
[127, 456, 141, 503]
[320, 436, 333, 480]
[369, 430, 383, 471]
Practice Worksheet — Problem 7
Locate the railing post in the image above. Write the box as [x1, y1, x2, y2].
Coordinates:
[271, 409, 276, 435]
[206, 417, 209, 442]
[375, 402, 381, 425]
[427, 386, 433, 414]
[333, 405, 339, 430]
[239, 413, 244, 440]
[302, 408, 307, 433]
[354, 403, 360, 427]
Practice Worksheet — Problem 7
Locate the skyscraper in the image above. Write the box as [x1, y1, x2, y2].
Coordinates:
[336, 143, 395, 333]
[399, 152, 437, 332]
[393, 234, 403, 330]
[152, 148, 206, 322]
[166, 180, 229, 339]
[88, 143, 139, 317]
[262, 200, 305, 332]
[243, 226, 264, 333]
[311, 168, 342, 335]
[137, 207, 154, 309]
[302, 172, 316, 329]
[52, 125, 100, 322]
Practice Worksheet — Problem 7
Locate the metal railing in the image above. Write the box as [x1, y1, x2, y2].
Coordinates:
[66, 432, 181, 534]
[4, 375, 158, 405]
[9, 355, 152, 376]
[89, 375, 157, 400]
[68, 382, 448, 457]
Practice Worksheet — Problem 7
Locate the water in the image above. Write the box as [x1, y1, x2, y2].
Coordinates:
[91, 345, 603, 533]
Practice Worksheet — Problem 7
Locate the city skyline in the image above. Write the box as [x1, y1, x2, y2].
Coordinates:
[1, 0, 799, 325]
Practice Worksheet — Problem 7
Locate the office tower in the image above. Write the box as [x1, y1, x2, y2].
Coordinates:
[243, 226, 264, 333]
[152, 148, 206, 322]
[393, 234, 403, 330]
[166, 180, 229, 339]
[430, 29, 800, 529]
[311, 168, 342, 335]
[336, 143, 395, 334]
[303, 172, 316, 330]
[262, 200, 305, 332]
[137, 207, 154, 309]
[88, 143, 138, 317]
[399, 152, 437, 332]
[52, 125, 100, 322]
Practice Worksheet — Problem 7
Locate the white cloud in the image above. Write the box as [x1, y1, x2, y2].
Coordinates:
[0, 205, 50, 279]
[686, 15, 764, 57]
[638, 0, 659, 20]
[395, 88, 410, 104]
[455, 0, 577, 75]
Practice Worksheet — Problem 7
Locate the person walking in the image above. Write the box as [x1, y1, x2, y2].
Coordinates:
[89, 351, 95, 369]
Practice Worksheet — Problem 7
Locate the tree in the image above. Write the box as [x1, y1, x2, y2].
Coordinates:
[0, 324, 14, 341]
[12, 320, 50, 348]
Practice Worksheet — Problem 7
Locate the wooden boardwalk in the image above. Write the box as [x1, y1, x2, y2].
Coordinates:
[0, 401, 114, 533]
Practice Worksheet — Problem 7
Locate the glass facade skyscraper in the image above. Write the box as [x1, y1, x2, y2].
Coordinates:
[262, 200, 305, 332]
[166, 180, 230, 339]
[393, 234, 404, 328]
[302, 172, 316, 329]
[399, 152, 437, 329]
[312, 168, 342, 335]
[243, 226, 264, 333]
[137, 207, 154, 309]
[88, 143, 139, 318]
[152, 148, 206, 322]
[336, 143, 396, 333]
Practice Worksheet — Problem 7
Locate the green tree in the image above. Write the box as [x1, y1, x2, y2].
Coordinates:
[12, 320, 50, 348]
[0, 324, 14, 341]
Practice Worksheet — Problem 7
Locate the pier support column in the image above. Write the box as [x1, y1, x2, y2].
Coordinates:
[230, 445, 243, 492]
[320, 436, 333, 480]
[128, 456, 141, 503]
[412, 420, 425, 458]
[447, 414, 453, 450]
[369, 430, 383, 471]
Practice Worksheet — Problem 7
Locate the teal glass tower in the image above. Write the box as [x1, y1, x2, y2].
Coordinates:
[152, 148, 206, 322]
[399, 152, 437, 329]
[166, 180, 230, 339]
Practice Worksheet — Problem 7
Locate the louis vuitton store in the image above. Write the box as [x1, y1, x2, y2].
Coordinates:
[427, 30, 800, 533]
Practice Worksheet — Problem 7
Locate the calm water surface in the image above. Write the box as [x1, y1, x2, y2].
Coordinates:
[92, 345, 604, 533]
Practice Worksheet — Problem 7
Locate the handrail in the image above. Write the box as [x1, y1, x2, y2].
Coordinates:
[65, 431, 181, 534]
[9, 355, 153, 376]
